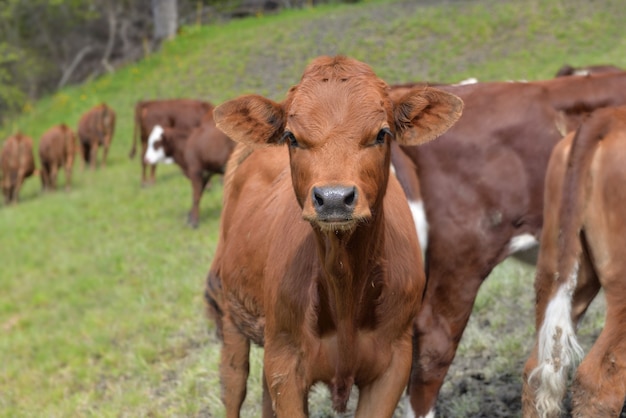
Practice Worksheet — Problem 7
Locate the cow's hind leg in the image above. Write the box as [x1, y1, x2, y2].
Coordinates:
[262, 370, 274, 418]
[408, 271, 484, 417]
[81, 142, 90, 170]
[187, 171, 204, 228]
[89, 140, 99, 170]
[571, 289, 626, 417]
[64, 160, 73, 191]
[101, 143, 109, 168]
[40, 164, 50, 192]
[220, 314, 250, 418]
[522, 250, 600, 418]
[50, 165, 59, 190]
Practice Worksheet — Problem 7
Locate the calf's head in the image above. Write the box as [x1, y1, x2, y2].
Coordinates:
[144, 125, 177, 165]
[214, 56, 462, 232]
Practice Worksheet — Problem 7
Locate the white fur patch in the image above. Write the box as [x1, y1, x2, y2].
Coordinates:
[144, 125, 169, 164]
[507, 233, 539, 255]
[457, 77, 478, 85]
[401, 392, 435, 418]
[409, 199, 428, 259]
[421, 410, 435, 418]
[531, 262, 584, 417]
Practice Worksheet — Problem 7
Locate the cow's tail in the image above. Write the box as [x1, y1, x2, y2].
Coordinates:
[129, 102, 141, 159]
[531, 112, 608, 418]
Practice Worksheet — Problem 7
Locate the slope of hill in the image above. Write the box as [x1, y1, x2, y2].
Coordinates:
[1, 0, 622, 416]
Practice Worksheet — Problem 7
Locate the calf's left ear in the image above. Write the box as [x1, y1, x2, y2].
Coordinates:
[394, 87, 463, 146]
[213, 95, 286, 146]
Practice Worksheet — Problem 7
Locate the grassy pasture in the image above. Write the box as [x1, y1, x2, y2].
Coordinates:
[1, 0, 623, 416]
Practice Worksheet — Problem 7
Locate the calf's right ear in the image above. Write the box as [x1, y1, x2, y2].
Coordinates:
[213, 95, 286, 146]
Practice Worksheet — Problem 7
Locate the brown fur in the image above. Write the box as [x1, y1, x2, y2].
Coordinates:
[38, 124, 77, 191]
[77, 103, 116, 170]
[1, 133, 36, 204]
[522, 106, 626, 417]
[129, 98, 213, 186]
[206, 55, 463, 417]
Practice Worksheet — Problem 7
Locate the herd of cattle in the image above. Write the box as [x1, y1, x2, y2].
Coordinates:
[0, 97, 235, 227]
[0, 102, 116, 203]
[2, 57, 626, 416]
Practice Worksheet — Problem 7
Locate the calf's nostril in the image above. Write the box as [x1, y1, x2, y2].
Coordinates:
[344, 188, 355, 208]
[313, 188, 325, 208]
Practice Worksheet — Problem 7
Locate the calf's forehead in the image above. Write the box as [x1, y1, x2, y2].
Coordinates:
[285, 62, 392, 141]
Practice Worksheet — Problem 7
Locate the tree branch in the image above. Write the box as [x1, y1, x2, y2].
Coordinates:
[57, 45, 94, 89]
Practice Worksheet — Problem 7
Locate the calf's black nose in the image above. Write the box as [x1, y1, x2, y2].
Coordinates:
[312, 185, 357, 220]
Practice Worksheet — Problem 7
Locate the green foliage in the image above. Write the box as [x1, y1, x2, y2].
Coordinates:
[0, 0, 621, 416]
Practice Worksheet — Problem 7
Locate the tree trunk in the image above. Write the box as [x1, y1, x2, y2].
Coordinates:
[152, 0, 178, 42]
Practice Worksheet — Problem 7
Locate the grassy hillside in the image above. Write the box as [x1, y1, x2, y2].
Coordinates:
[0, 0, 621, 416]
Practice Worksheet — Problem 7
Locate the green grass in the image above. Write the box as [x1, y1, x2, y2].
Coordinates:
[0, 0, 622, 416]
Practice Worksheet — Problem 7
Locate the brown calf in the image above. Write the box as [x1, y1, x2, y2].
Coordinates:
[129, 98, 213, 186]
[77, 103, 116, 169]
[143, 117, 235, 228]
[522, 106, 626, 418]
[1, 133, 36, 204]
[38, 124, 77, 191]
[206, 56, 463, 417]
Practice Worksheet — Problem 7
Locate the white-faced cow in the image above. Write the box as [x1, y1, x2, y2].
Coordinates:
[38, 124, 77, 191]
[522, 105, 626, 418]
[77, 102, 116, 170]
[205, 55, 463, 417]
[129, 98, 213, 186]
[1, 132, 36, 205]
[395, 71, 626, 418]
[144, 116, 235, 228]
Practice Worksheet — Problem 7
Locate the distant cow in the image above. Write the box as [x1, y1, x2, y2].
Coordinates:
[1, 133, 36, 204]
[77, 103, 116, 169]
[522, 106, 626, 418]
[396, 71, 626, 418]
[144, 117, 235, 228]
[555, 63, 623, 77]
[205, 56, 463, 416]
[38, 124, 77, 191]
[129, 98, 213, 186]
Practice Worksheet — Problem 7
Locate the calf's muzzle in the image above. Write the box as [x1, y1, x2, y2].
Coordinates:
[312, 185, 357, 222]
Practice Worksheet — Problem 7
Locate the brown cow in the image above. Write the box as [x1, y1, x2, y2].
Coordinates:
[535, 71, 626, 134]
[555, 63, 623, 77]
[38, 124, 77, 191]
[143, 117, 235, 228]
[522, 106, 626, 418]
[1, 132, 36, 204]
[205, 55, 463, 417]
[129, 98, 213, 186]
[397, 71, 626, 418]
[77, 102, 116, 170]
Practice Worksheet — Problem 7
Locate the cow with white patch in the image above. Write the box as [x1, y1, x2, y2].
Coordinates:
[144, 117, 235, 227]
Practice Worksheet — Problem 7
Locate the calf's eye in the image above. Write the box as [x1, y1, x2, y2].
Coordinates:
[282, 131, 300, 148]
[374, 128, 392, 146]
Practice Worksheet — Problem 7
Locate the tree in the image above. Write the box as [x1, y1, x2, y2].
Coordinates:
[152, 0, 178, 43]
